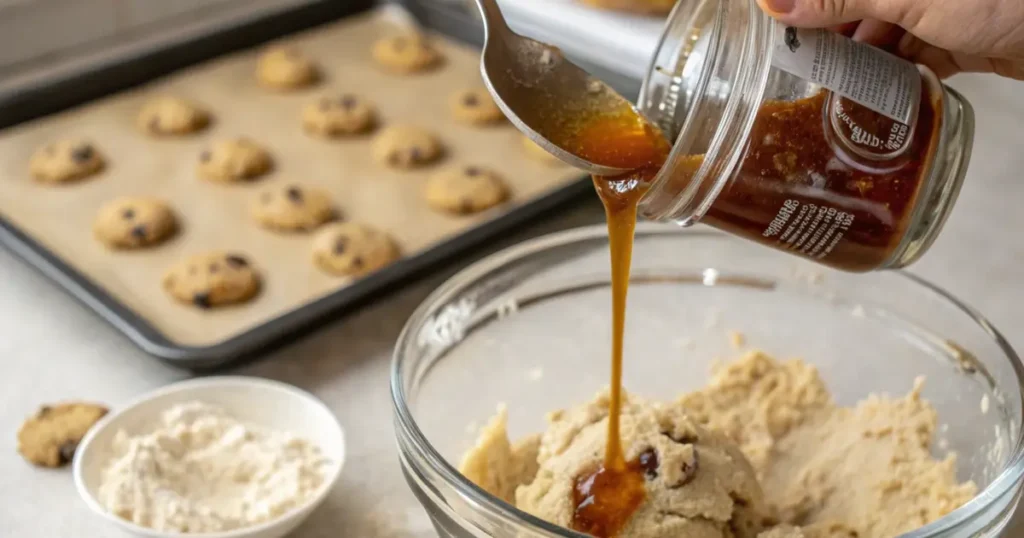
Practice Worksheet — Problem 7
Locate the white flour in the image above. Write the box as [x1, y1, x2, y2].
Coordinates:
[98, 401, 327, 533]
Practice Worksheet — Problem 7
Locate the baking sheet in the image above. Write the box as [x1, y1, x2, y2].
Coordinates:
[0, 8, 582, 349]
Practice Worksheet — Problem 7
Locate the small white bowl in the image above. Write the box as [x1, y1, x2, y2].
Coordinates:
[73, 376, 345, 538]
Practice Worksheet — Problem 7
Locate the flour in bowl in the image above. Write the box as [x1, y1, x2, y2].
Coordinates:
[98, 401, 328, 533]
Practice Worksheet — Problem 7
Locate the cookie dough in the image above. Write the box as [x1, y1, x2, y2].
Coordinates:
[17, 403, 108, 467]
[251, 183, 335, 232]
[137, 97, 209, 136]
[580, 0, 677, 14]
[522, 136, 565, 166]
[312, 222, 399, 277]
[302, 94, 376, 137]
[372, 126, 442, 169]
[425, 165, 509, 214]
[450, 88, 504, 125]
[680, 352, 977, 538]
[461, 352, 978, 538]
[462, 394, 769, 538]
[372, 34, 442, 73]
[29, 139, 105, 183]
[162, 252, 260, 309]
[256, 46, 319, 90]
[197, 138, 273, 183]
[93, 197, 177, 249]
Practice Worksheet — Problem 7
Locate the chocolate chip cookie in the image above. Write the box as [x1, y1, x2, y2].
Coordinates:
[29, 139, 105, 183]
[162, 252, 260, 309]
[425, 165, 510, 214]
[312, 222, 399, 277]
[450, 88, 504, 125]
[256, 46, 319, 90]
[251, 183, 335, 232]
[302, 94, 377, 137]
[17, 402, 108, 467]
[93, 197, 177, 249]
[137, 97, 209, 136]
[372, 126, 442, 169]
[372, 34, 442, 74]
[197, 138, 273, 183]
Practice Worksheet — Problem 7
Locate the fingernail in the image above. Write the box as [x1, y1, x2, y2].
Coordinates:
[759, 0, 796, 15]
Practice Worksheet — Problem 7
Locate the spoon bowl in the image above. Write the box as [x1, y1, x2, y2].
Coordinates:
[473, 0, 634, 177]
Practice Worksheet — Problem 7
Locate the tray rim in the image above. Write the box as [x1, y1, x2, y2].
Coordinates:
[0, 0, 598, 369]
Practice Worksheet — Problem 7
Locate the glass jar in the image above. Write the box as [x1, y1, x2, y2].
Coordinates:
[636, 0, 975, 272]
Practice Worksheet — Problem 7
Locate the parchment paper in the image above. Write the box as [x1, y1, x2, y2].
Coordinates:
[0, 8, 582, 347]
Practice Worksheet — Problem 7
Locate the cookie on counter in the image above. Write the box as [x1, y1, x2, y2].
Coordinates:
[17, 402, 108, 467]
[256, 46, 319, 90]
[93, 197, 177, 249]
[137, 97, 209, 136]
[162, 252, 260, 309]
[580, 0, 677, 14]
[312, 222, 399, 278]
[450, 88, 504, 125]
[372, 34, 442, 74]
[425, 165, 509, 215]
[372, 125, 442, 169]
[522, 135, 565, 166]
[29, 139, 105, 183]
[197, 138, 273, 183]
[302, 93, 377, 137]
[251, 183, 336, 232]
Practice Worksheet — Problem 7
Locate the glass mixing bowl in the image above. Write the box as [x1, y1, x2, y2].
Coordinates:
[391, 224, 1024, 538]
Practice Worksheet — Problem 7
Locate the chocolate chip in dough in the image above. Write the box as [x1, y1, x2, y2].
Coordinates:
[638, 448, 659, 480]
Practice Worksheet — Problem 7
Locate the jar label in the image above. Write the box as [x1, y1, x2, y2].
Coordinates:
[761, 199, 856, 260]
[828, 94, 915, 160]
[771, 26, 921, 125]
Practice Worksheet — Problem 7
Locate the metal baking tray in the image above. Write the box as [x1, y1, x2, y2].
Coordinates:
[0, 0, 638, 370]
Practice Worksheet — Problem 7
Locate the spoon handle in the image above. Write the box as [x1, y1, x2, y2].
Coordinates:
[472, 0, 511, 36]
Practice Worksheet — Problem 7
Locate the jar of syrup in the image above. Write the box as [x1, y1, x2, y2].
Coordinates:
[635, 0, 975, 271]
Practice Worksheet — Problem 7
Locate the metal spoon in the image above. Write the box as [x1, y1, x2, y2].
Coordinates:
[472, 0, 633, 176]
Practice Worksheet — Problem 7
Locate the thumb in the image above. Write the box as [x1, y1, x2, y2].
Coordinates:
[756, 0, 915, 28]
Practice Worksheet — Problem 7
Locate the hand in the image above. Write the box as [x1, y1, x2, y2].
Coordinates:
[757, 0, 1024, 79]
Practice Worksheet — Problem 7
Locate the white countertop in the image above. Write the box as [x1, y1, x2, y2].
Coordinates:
[2, 70, 1024, 537]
